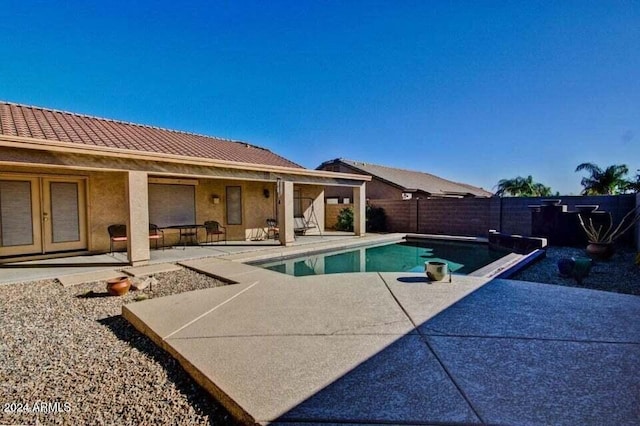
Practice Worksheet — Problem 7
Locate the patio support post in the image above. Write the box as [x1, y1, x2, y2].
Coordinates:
[353, 183, 366, 236]
[126, 171, 150, 265]
[278, 180, 295, 245]
[313, 188, 325, 234]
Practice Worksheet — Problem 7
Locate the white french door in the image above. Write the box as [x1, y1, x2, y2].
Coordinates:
[0, 175, 87, 257]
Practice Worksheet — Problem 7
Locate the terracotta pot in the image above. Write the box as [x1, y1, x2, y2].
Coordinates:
[586, 242, 615, 261]
[425, 261, 448, 281]
[106, 276, 131, 296]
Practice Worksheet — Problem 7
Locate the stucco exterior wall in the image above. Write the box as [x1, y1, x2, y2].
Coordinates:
[0, 165, 288, 255]
[191, 179, 278, 242]
[319, 163, 401, 200]
[366, 178, 403, 199]
[89, 171, 128, 252]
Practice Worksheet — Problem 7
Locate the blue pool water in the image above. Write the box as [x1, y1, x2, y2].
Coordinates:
[257, 239, 506, 277]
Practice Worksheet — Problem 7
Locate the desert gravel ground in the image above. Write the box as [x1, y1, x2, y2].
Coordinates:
[0, 268, 236, 425]
[511, 245, 640, 296]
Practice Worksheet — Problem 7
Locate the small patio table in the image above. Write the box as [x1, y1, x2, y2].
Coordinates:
[162, 224, 205, 248]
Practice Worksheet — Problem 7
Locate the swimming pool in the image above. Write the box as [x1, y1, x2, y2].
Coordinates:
[256, 239, 508, 277]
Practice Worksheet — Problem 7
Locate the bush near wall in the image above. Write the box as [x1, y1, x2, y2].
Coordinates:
[325, 204, 388, 232]
[366, 206, 387, 232]
[335, 207, 354, 231]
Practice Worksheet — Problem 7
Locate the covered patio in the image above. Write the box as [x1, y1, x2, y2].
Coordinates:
[0, 102, 370, 266]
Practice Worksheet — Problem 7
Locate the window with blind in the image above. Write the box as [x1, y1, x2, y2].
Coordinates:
[0, 180, 34, 246]
[226, 186, 242, 225]
[50, 182, 80, 242]
[148, 184, 196, 227]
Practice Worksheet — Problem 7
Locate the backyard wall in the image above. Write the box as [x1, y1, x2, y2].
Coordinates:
[360, 194, 638, 246]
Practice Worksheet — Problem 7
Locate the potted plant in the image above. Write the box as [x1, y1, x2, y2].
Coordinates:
[577, 207, 640, 260]
[106, 276, 131, 296]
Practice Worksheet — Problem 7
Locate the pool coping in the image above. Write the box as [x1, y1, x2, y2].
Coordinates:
[242, 233, 537, 279]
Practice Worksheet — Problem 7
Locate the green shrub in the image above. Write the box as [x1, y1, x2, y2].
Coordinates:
[335, 207, 354, 231]
[334, 206, 387, 232]
[366, 206, 387, 232]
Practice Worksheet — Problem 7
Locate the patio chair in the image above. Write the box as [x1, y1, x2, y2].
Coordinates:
[107, 224, 165, 253]
[107, 224, 127, 253]
[266, 218, 279, 239]
[204, 220, 226, 244]
[148, 224, 165, 250]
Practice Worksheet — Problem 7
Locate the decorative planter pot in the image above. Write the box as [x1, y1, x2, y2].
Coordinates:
[425, 261, 448, 282]
[586, 242, 615, 261]
[106, 276, 131, 296]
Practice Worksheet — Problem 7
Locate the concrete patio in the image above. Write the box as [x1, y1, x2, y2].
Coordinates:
[0, 232, 371, 285]
[123, 256, 640, 425]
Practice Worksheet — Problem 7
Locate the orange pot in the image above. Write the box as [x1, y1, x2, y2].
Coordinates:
[106, 276, 131, 296]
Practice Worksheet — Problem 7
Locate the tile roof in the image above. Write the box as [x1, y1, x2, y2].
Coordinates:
[0, 102, 302, 169]
[319, 158, 493, 197]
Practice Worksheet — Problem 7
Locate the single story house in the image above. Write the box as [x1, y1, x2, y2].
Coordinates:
[317, 158, 492, 201]
[0, 102, 369, 265]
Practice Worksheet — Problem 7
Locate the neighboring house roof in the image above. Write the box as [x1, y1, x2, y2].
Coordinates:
[318, 158, 493, 197]
[0, 102, 302, 169]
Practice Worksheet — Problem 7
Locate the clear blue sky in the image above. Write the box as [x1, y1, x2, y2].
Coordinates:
[1, 1, 638, 195]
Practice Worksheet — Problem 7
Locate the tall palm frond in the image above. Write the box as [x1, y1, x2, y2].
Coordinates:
[575, 162, 629, 195]
[494, 175, 552, 197]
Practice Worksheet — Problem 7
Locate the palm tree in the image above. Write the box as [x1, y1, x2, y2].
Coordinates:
[575, 163, 629, 195]
[624, 169, 640, 192]
[494, 175, 553, 197]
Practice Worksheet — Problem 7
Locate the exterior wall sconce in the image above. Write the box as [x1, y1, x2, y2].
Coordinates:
[212, 195, 220, 204]
[263, 189, 270, 198]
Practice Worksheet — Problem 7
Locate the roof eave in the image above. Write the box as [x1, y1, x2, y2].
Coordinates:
[0, 135, 371, 182]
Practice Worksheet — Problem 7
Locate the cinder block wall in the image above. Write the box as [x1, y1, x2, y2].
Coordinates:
[499, 195, 637, 236]
[416, 197, 491, 236]
[369, 200, 414, 232]
[366, 194, 638, 245]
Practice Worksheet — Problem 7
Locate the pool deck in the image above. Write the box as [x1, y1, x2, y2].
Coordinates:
[124, 252, 640, 424]
[3, 233, 639, 424]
